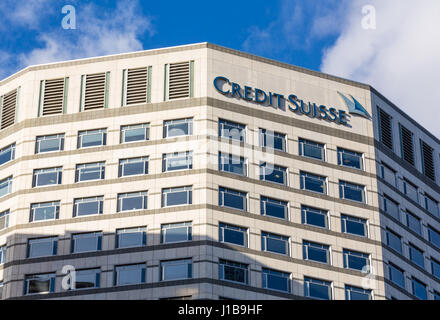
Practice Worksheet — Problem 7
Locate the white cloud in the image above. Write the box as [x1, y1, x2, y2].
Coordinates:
[321, 0, 440, 138]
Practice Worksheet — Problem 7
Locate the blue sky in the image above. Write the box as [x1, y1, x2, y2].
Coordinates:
[0, 0, 439, 137]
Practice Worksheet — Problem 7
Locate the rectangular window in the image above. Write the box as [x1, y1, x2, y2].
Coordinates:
[32, 167, 62, 187]
[303, 240, 330, 264]
[411, 277, 427, 300]
[300, 171, 327, 194]
[160, 259, 192, 281]
[341, 214, 368, 237]
[337, 148, 363, 170]
[259, 129, 286, 152]
[74, 268, 100, 290]
[259, 162, 287, 185]
[406, 211, 422, 235]
[116, 227, 147, 248]
[24, 273, 55, 295]
[218, 119, 246, 142]
[77, 129, 107, 148]
[219, 187, 247, 211]
[114, 264, 146, 286]
[399, 124, 415, 166]
[0, 143, 15, 166]
[339, 181, 366, 203]
[120, 123, 149, 143]
[386, 228, 402, 254]
[0, 210, 9, 230]
[71, 232, 102, 253]
[261, 232, 289, 255]
[163, 118, 193, 138]
[380, 163, 397, 187]
[345, 285, 372, 300]
[389, 263, 405, 288]
[408, 243, 424, 268]
[219, 223, 248, 247]
[260, 196, 288, 220]
[73, 196, 103, 217]
[428, 225, 440, 248]
[304, 277, 332, 300]
[117, 191, 147, 212]
[403, 179, 418, 203]
[424, 193, 439, 217]
[343, 249, 370, 271]
[75, 162, 105, 182]
[35, 134, 64, 154]
[381, 195, 400, 220]
[219, 259, 248, 284]
[161, 222, 192, 244]
[301, 206, 328, 229]
[0, 176, 12, 197]
[420, 139, 435, 181]
[27, 237, 57, 258]
[163, 151, 193, 172]
[0, 245, 6, 265]
[30, 201, 60, 222]
[161, 186, 192, 207]
[299, 138, 325, 161]
[262, 268, 290, 293]
[118, 157, 148, 177]
[431, 258, 440, 279]
[219, 152, 247, 176]
[378, 107, 393, 150]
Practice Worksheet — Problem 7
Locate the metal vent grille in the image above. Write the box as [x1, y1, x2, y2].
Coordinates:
[400, 124, 415, 166]
[1, 89, 17, 129]
[126, 67, 148, 105]
[169, 61, 190, 100]
[84, 72, 106, 110]
[378, 107, 393, 150]
[421, 140, 435, 181]
[42, 78, 65, 116]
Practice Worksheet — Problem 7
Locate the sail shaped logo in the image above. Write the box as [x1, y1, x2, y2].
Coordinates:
[338, 92, 371, 120]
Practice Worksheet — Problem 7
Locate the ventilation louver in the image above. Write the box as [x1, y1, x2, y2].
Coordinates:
[41, 78, 65, 116]
[378, 107, 393, 150]
[83, 72, 107, 111]
[400, 124, 415, 166]
[126, 67, 148, 105]
[421, 140, 435, 181]
[1, 89, 18, 129]
[168, 61, 191, 100]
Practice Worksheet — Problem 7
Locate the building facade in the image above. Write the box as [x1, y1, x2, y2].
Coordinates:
[0, 42, 439, 300]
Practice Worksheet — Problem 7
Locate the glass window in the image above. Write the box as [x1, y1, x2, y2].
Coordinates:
[434, 291, 440, 300]
[24, 273, 55, 295]
[259, 129, 286, 152]
[218, 119, 246, 142]
[403, 179, 419, 203]
[160, 259, 192, 281]
[381, 195, 400, 221]
[304, 277, 332, 300]
[343, 249, 370, 271]
[303, 240, 330, 264]
[219, 152, 247, 176]
[261, 196, 288, 220]
[300, 171, 327, 194]
[428, 225, 440, 248]
[75, 162, 105, 182]
[337, 148, 363, 170]
[386, 228, 402, 254]
[411, 278, 427, 300]
[389, 263, 405, 288]
[116, 227, 147, 248]
[35, 134, 64, 154]
[219, 223, 248, 247]
[259, 162, 287, 185]
[219, 259, 248, 284]
[27, 237, 57, 258]
[406, 211, 422, 235]
[114, 264, 146, 286]
[117, 191, 147, 212]
[380, 163, 397, 187]
[0, 245, 6, 265]
[161, 222, 192, 243]
[219, 187, 247, 211]
[408, 243, 424, 268]
[341, 214, 368, 237]
[163, 151, 193, 172]
[78, 129, 107, 148]
[163, 118, 193, 138]
[261, 232, 289, 255]
[0, 143, 15, 166]
[30, 201, 60, 222]
[74, 268, 100, 290]
[0, 210, 9, 230]
[71, 232, 102, 253]
[119, 157, 148, 177]
[299, 138, 325, 161]
[262, 268, 290, 293]
[424, 194, 439, 217]
[32, 167, 62, 187]
[161, 186, 192, 207]
[73, 196, 103, 217]
[431, 258, 440, 279]
[120, 123, 149, 143]
[301, 206, 328, 229]
[0, 176, 12, 198]
[345, 285, 372, 300]
[339, 181, 366, 203]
